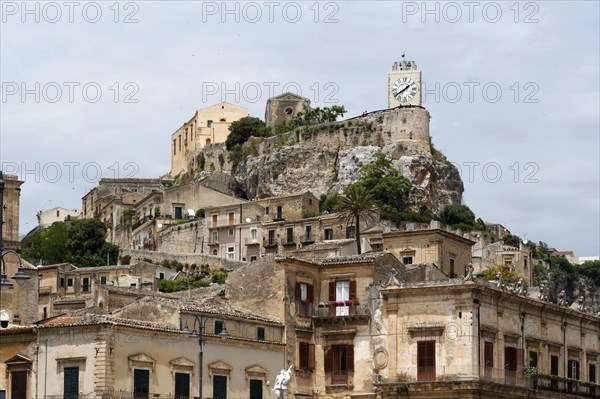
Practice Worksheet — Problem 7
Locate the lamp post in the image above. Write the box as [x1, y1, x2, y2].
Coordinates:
[181, 314, 228, 399]
[0, 172, 31, 328]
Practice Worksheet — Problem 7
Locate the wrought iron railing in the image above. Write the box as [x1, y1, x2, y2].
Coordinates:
[312, 302, 370, 318]
[375, 366, 600, 397]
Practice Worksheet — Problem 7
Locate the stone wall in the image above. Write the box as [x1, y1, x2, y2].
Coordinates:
[157, 219, 205, 253]
[119, 248, 246, 271]
[254, 106, 430, 155]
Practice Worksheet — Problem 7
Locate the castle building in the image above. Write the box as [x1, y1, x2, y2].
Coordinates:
[171, 102, 248, 176]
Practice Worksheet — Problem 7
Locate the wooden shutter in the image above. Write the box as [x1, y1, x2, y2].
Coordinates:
[299, 342, 308, 370]
[328, 281, 335, 301]
[64, 367, 79, 399]
[516, 348, 524, 372]
[11, 371, 27, 399]
[307, 284, 314, 302]
[484, 342, 493, 367]
[324, 346, 333, 372]
[294, 282, 301, 300]
[175, 372, 190, 398]
[134, 369, 149, 395]
[308, 344, 315, 371]
[349, 280, 357, 301]
[346, 345, 354, 371]
[213, 375, 227, 399]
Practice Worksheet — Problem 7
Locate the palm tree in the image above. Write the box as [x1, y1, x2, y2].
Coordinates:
[336, 184, 379, 254]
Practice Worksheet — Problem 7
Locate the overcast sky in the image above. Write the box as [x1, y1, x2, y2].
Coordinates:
[1, 1, 598, 256]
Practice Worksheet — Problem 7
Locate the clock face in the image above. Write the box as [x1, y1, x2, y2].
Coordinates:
[392, 77, 418, 102]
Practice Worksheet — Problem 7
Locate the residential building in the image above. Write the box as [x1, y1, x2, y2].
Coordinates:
[81, 178, 166, 219]
[36, 207, 81, 227]
[206, 202, 264, 261]
[382, 222, 476, 278]
[171, 102, 249, 175]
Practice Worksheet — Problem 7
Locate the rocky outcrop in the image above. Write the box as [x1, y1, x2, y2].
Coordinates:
[189, 108, 464, 215]
[235, 138, 462, 216]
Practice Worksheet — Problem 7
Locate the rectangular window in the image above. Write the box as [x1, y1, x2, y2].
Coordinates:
[265, 206, 269, 215]
[173, 139, 177, 155]
[11, 370, 27, 399]
[207, 120, 213, 128]
[64, 367, 79, 399]
[212, 230, 218, 243]
[60, 277, 65, 287]
[286, 227, 293, 243]
[100, 276, 107, 285]
[134, 369, 149, 398]
[215, 320, 224, 334]
[324, 228, 333, 240]
[402, 256, 413, 265]
[484, 341, 494, 375]
[228, 228, 234, 237]
[295, 282, 313, 316]
[213, 375, 227, 399]
[568, 360, 580, 392]
[174, 372, 189, 399]
[249, 379, 262, 399]
[449, 259, 456, 277]
[212, 214, 218, 227]
[504, 346, 518, 384]
[529, 351, 538, 368]
[67, 278, 73, 287]
[299, 342, 315, 371]
[324, 345, 353, 385]
[346, 225, 355, 239]
[250, 256, 257, 261]
[550, 355, 559, 376]
[590, 363, 596, 383]
[251, 229, 257, 241]
[417, 341, 436, 381]
[268, 229, 275, 245]
[257, 327, 265, 341]
[276, 206, 283, 219]
[335, 280, 350, 316]
[305, 225, 312, 241]
[159, 273, 164, 280]
[82, 277, 90, 292]
[174, 206, 183, 220]
[228, 212, 234, 225]
[227, 246, 235, 259]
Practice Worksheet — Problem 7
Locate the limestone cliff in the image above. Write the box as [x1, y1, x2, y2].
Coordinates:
[189, 107, 464, 215]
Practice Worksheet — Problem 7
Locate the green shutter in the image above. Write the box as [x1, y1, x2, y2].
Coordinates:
[64, 367, 79, 399]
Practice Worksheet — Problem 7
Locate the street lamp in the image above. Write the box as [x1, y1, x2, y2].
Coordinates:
[181, 314, 228, 399]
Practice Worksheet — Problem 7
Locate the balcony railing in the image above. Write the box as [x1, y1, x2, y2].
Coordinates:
[282, 237, 296, 246]
[331, 370, 349, 385]
[263, 238, 278, 248]
[300, 234, 314, 244]
[312, 302, 370, 318]
[96, 390, 186, 399]
[375, 366, 600, 397]
[532, 374, 600, 397]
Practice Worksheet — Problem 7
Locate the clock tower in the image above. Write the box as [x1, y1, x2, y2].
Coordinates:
[388, 59, 422, 108]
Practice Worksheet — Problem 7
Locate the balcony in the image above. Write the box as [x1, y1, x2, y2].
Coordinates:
[300, 234, 314, 244]
[532, 374, 600, 397]
[263, 238, 278, 248]
[375, 366, 600, 398]
[282, 237, 296, 246]
[312, 301, 370, 319]
[244, 237, 260, 246]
